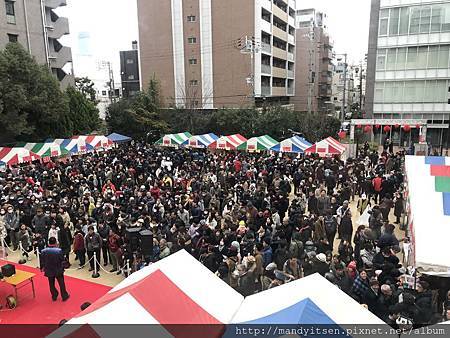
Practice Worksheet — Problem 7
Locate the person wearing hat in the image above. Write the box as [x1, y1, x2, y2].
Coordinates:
[5, 205, 20, 250]
[312, 252, 330, 276]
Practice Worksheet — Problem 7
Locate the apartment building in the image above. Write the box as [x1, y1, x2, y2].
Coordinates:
[294, 9, 333, 114]
[366, 0, 450, 146]
[0, 0, 73, 87]
[120, 41, 141, 98]
[137, 0, 297, 109]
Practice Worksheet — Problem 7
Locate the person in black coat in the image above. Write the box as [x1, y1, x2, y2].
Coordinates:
[57, 223, 72, 263]
[41, 237, 70, 301]
[415, 281, 434, 325]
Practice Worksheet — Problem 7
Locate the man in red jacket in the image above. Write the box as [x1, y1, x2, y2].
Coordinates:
[372, 175, 383, 204]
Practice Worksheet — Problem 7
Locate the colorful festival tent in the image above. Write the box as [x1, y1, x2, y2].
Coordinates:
[155, 132, 192, 147]
[184, 133, 219, 148]
[404, 156, 450, 274]
[16, 142, 69, 158]
[51, 250, 243, 337]
[107, 133, 132, 143]
[230, 273, 385, 326]
[73, 135, 113, 150]
[0, 147, 40, 166]
[208, 134, 247, 150]
[237, 135, 279, 152]
[304, 137, 346, 157]
[46, 139, 86, 154]
[271, 136, 312, 153]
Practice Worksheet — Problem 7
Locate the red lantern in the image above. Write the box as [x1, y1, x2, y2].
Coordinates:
[403, 124, 411, 132]
[383, 125, 391, 133]
[356, 124, 362, 129]
[338, 131, 347, 139]
[375, 124, 381, 129]
[395, 124, 400, 129]
[415, 124, 421, 129]
[364, 125, 372, 133]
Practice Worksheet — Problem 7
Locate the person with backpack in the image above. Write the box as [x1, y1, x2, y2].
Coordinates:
[324, 210, 337, 251]
[288, 232, 304, 262]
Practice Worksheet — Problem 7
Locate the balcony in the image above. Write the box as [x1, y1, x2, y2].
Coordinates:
[45, 0, 67, 9]
[287, 70, 294, 78]
[49, 46, 72, 69]
[273, 46, 287, 60]
[287, 52, 294, 61]
[261, 85, 271, 96]
[272, 87, 286, 96]
[261, 64, 271, 75]
[273, 5, 288, 22]
[272, 67, 287, 78]
[261, 42, 271, 54]
[261, 19, 272, 34]
[47, 16, 70, 39]
[288, 34, 295, 45]
[273, 25, 287, 41]
[261, 0, 272, 12]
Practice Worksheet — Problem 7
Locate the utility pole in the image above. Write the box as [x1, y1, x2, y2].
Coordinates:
[235, 36, 260, 102]
[341, 53, 347, 122]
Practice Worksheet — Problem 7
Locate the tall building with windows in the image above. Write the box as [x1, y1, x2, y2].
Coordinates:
[366, 0, 450, 146]
[120, 41, 141, 98]
[0, 0, 73, 87]
[294, 9, 333, 113]
[137, 0, 297, 109]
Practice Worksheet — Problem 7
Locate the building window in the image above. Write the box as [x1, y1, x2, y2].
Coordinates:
[126, 59, 134, 64]
[189, 58, 197, 65]
[189, 80, 198, 86]
[188, 37, 197, 44]
[187, 15, 196, 22]
[5, 0, 16, 24]
[128, 74, 135, 80]
[102, 90, 107, 96]
[7, 33, 18, 43]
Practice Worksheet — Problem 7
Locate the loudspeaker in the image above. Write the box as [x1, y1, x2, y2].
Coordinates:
[1, 264, 15, 278]
[125, 227, 142, 252]
[139, 229, 153, 256]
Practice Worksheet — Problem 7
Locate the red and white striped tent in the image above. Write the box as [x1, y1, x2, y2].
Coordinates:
[73, 135, 113, 150]
[0, 147, 41, 166]
[50, 250, 243, 337]
[208, 134, 247, 150]
[304, 137, 346, 157]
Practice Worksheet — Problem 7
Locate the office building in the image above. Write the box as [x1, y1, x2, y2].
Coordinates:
[0, 0, 73, 87]
[366, 0, 450, 146]
[294, 9, 333, 113]
[137, 0, 297, 108]
[120, 41, 141, 98]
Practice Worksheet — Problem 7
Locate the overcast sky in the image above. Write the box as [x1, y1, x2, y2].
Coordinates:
[59, 0, 371, 79]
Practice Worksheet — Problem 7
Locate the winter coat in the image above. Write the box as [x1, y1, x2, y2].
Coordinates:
[351, 276, 370, 302]
[85, 232, 102, 251]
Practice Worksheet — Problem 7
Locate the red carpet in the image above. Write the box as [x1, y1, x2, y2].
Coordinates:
[0, 260, 111, 326]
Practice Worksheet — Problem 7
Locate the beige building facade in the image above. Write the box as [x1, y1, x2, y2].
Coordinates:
[138, 0, 297, 108]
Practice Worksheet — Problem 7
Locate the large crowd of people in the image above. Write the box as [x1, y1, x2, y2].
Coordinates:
[0, 142, 448, 329]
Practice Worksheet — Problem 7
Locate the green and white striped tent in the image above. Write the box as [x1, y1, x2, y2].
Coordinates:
[155, 132, 192, 147]
[237, 135, 279, 152]
[16, 142, 69, 158]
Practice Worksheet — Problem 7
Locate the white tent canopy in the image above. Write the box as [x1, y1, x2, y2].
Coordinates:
[405, 156, 450, 274]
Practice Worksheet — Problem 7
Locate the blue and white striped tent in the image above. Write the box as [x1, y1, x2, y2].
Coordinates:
[271, 136, 312, 153]
[184, 133, 219, 148]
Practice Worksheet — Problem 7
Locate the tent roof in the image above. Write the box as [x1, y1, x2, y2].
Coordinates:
[305, 137, 346, 156]
[209, 134, 247, 149]
[184, 133, 218, 148]
[156, 132, 192, 146]
[0, 147, 41, 165]
[237, 135, 278, 151]
[63, 250, 243, 326]
[231, 273, 385, 325]
[405, 156, 450, 273]
[108, 133, 132, 143]
[272, 136, 312, 153]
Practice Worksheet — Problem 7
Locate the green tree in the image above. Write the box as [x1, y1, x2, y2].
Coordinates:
[75, 77, 97, 103]
[106, 77, 168, 139]
[66, 86, 100, 134]
[0, 43, 71, 142]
